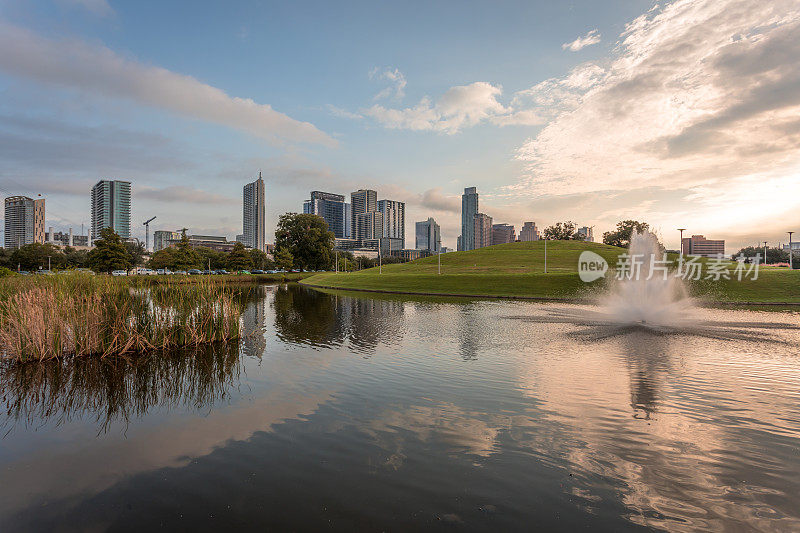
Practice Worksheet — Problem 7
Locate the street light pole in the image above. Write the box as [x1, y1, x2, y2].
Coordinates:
[544, 236, 547, 274]
[438, 247, 441, 275]
[763, 241, 768, 265]
[789, 232, 795, 269]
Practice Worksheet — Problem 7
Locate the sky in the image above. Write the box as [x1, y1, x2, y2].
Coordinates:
[1, 0, 799, 251]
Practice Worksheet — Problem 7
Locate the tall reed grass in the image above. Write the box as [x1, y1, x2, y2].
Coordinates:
[0, 274, 245, 361]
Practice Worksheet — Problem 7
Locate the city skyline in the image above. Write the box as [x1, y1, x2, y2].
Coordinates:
[0, 1, 798, 250]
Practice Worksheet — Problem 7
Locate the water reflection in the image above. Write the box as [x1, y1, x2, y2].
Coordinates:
[1, 342, 241, 433]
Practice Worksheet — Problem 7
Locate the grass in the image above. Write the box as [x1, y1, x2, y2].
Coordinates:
[302, 240, 800, 304]
[0, 274, 248, 361]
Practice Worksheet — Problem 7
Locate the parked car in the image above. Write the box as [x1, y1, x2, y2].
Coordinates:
[239, 270, 251, 275]
[156, 269, 167, 275]
[216, 269, 229, 275]
[174, 270, 188, 275]
[18, 271, 31, 276]
[188, 269, 201, 275]
[251, 269, 265, 274]
[112, 270, 128, 276]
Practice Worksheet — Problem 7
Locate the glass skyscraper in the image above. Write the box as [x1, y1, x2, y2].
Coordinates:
[4, 196, 45, 250]
[378, 199, 405, 248]
[91, 180, 131, 242]
[303, 191, 350, 238]
[415, 217, 440, 253]
[460, 187, 478, 251]
[243, 172, 266, 251]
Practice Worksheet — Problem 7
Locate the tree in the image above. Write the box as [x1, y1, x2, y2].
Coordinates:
[197, 247, 228, 270]
[542, 221, 581, 240]
[274, 213, 334, 270]
[148, 247, 179, 270]
[603, 220, 651, 248]
[87, 228, 133, 273]
[274, 247, 294, 270]
[249, 248, 274, 270]
[227, 242, 253, 271]
[172, 232, 201, 270]
[734, 246, 789, 264]
[63, 246, 89, 268]
[10, 243, 66, 271]
[125, 240, 147, 266]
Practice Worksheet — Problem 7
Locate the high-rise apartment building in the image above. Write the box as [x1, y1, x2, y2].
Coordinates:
[153, 230, 181, 252]
[303, 191, 350, 238]
[519, 222, 540, 242]
[474, 213, 493, 249]
[243, 172, 266, 251]
[461, 187, 479, 251]
[356, 211, 383, 240]
[4, 196, 45, 250]
[577, 226, 594, 242]
[491, 224, 516, 245]
[91, 180, 131, 242]
[415, 217, 441, 253]
[351, 189, 377, 239]
[682, 235, 725, 258]
[378, 199, 405, 248]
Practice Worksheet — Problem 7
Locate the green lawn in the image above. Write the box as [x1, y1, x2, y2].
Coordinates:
[302, 241, 800, 304]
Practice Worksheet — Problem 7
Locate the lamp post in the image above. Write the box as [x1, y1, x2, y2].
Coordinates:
[790, 232, 795, 269]
[763, 241, 768, 265]
[438, 247, 441, 275]
[544, 236, 547, 274]
[677, 228, 686, 273]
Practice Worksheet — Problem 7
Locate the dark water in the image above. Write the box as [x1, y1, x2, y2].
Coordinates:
[2, 284, 800, 532]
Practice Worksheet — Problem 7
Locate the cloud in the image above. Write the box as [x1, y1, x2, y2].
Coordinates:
[562, 29, 601, 52]
[369, 67, 407, 101]
[365, 82, 511, 133]
[418, 187, 461, 213]
[56, 0, 114, 17]
[326, 104, 363, 120]
[513, 0, 800, 206]
[0, 22, 335, 147]
[137, 185, 237, 205]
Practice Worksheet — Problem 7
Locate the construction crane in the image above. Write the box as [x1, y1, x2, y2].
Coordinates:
[142, 216, 157, 252]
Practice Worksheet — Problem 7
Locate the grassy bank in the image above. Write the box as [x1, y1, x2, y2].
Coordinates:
[302, 241, 800, 304]
[0, 275, 247, 361]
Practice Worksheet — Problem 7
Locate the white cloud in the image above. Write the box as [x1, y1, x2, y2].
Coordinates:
[0, 21, 335, 147]
[562, 29, 601, 52]
[370, 67, 407, 101]
[365, 82, 512, 133]
[513, 0, 800, 217]
[137, 185, 237, 205]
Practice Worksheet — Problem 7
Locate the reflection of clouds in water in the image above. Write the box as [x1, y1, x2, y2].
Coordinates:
[506, 305, 800, 531]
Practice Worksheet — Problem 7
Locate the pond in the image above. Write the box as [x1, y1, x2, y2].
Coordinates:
[1, 283, 799, 531]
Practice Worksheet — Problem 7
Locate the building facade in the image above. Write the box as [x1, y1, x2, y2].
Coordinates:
[91, 180, 131, 242]
[303, 191, 350, 238]
[577, 226, 594, 242]
[4, 196, 45, 250]
[491, 224, 516, 245]
[168, 234, 235, 253]
[378, 199, 405, 247]
[474, 213, 493, 249]
[461, 187, 479, 251]
[243, 172, 266, 251]
[153, 230, 181, 252]
[355, 211, 383, 240]
[519, 222, 540, 242]
[47, 229, 89, 248]
[351, 189, 377, 239]
[682, 235, 725, 257]
[415, 217, 441, 253]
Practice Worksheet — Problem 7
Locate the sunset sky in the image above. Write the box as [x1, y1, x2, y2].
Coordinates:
[1, 0, 798, 251]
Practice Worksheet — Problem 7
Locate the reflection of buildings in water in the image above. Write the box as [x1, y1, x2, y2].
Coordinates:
[0, 342, 242, 433]
[456, 304, 488, 360]
[271, 285, 406, 356]
[620, 334, 671, 420]
[241, 294, 267, 358]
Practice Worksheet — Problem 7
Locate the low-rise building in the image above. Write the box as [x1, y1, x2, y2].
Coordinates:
[491, 224, 515, 245]
[682, 235, 725, 257]
[168, 235, 235, 253]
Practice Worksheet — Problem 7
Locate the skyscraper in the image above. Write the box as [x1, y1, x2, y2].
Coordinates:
[378, 199, 405, 248]
[351, 189, 377, 239]
[243, 172, 266, 251]
[519, 222, 540, 242]
[577, 226, 594, 242]
[492, 223, 516, 244]
[356, 211, 383, 240]
[461, 187, 478, 251]
[303, 191, 349, 238]
[474, 213, 493, 249]
[415, 217, 441, 253]
[91, 180, 131, 242]
[4, 196, 45, 250]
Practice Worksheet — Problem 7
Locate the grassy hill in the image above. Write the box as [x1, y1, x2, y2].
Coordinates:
[302, 240, 800, 304]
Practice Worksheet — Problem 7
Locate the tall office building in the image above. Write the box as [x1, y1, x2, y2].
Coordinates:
[356, 211, 383, 240]
[519, 222, 540, 242]
[682, 235, 725, 258]
[461, 187, 479, 251]
[474, 213, 493, 249]
[303, 191, 349, 238]
[4, 196, 45, 250]
[91, 180, 131, 242]
[577, 226, 594, 242]
[351, 189, 377, 239]
[243, 172, 266, 251]
[415, 217, 441, 253]
[492, 224, 516, 244]
[378, 199, 405, 248]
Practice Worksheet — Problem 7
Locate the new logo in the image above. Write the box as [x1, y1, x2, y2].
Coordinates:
[578, 251, 608, 282]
